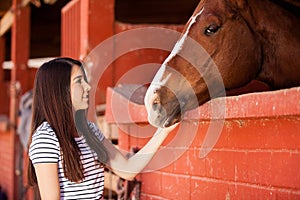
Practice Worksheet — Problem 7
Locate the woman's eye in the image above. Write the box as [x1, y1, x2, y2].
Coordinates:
[204, 24, 220, 36]
[76, 79, 82, 84]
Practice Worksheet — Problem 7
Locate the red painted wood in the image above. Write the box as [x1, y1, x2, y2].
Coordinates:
[61, 0, 81, 59]
[0, 37, 4, 81]
[9, 0, 30, 199]
[105, 87, 148, 123]
[1, 0, 298, 198]
[160, 173, 190, 200]
[0, 130, 14, 199]
[105, 86, 300, 199]
[106, 86, 300, 123]
[11, 1, 30, 93]
[0, 37, 10, 114]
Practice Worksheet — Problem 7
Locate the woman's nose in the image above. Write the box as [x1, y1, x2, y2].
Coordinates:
[83, 81, 91, 91]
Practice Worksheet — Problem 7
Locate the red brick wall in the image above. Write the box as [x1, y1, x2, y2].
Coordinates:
[106, 86, 300, 199]
[0, 130, 14, 200]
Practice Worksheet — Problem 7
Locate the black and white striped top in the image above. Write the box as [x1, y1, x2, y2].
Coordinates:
[29, 121, 105, 200]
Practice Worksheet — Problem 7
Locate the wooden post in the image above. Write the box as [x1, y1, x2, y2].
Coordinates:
[79, 0, 115, 58]
[79, 0, 115, 120]
[10, 0, 30, 199]
[0, 36, 4, 81]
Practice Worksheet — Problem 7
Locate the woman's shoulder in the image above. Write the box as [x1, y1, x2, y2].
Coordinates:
[32, 121, 58, 141]
[29, 121, 60, 163]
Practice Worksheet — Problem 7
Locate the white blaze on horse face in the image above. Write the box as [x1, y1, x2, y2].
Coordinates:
[144, 66, 171, 118]
[144, 8, 204, 126]
[148, 7, 204, 90]
[164, 7, 204, 66]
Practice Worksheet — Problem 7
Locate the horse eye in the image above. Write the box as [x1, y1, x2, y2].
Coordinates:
[204, 24, 220, 36]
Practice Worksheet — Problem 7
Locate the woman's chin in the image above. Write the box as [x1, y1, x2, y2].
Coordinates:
[74, 105, 89, 111]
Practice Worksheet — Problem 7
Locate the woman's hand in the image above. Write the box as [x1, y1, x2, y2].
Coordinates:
[102, 123, 179, 180]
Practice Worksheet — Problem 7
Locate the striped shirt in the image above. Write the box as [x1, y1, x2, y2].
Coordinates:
[29, 121, 105, 200]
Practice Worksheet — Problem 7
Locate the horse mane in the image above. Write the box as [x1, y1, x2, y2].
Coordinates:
[270, 0, 300, 17]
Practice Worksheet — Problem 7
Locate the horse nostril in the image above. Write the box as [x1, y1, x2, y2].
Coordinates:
[153, 97, 160, 105]
[152, 97, 161, 111]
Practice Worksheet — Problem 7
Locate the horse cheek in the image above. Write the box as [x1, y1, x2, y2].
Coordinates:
[220, 21, 261, 90]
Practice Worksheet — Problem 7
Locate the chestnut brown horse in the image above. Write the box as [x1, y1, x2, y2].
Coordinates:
[144, 0, 300, 128]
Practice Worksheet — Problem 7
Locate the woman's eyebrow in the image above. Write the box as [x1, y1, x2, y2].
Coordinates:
[73, 75, 83, 81]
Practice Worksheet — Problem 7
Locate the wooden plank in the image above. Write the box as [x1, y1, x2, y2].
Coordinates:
[0, 9, 14, 36]
[0, 0, 31, 37]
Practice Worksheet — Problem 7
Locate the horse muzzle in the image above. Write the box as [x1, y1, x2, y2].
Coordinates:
[144, 85, 184, 128]
[145, 97, 181, 128]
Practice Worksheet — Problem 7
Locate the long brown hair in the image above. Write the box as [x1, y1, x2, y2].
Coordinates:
[28, 57, 85, 184]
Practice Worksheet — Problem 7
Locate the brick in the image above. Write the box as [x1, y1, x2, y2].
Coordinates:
[189, 121, 209, 148]
[228, 184, 300, 200]
[150, 146, 191, 174]
[173, 150, 191, 175]
[118, 124, 155, 151]
[227, 118, 300, 150]
[134, 124, 155, 148]
[140, 193, 168, 200]
[190, 177, 229, 200]
[237, 152, 300, 189]
[187, 148, 206, 177]
[190, 176, 300, 200]
[275, 190, 300, 200]
[229, 184, 276, 200]
[140, 172, 162, 195]
[117, 128, 130, 151]
[105, 87, 148, 123]
[190, 149, 300, 191]
[168, 122, 200, 148]
[160, 127, 177, 146]
[189, 120, 230, 152]
[161, 173, 190, 200]
[268, 152, 300, 189]
[205, 150, 248, 181]
[145, 148, 174, 173]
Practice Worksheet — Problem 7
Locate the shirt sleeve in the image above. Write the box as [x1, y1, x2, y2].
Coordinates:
[88, 122, 105, 142]
[29, 124, 60, 164]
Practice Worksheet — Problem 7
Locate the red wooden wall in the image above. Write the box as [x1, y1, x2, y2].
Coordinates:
[61, 0, 186, 106]
[106, 86, 300, 199]
[48, 0, 300, 199]
[0, 0, 298, 199]
[0, 0, 32, 199]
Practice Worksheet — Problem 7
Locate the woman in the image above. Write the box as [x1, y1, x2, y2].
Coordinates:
[28, 57, 176, 200]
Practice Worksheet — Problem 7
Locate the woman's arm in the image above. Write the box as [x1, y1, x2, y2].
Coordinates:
[102, 125, 177, 180]
[75, 109, 177, 180]
[34, 163, 60, 200]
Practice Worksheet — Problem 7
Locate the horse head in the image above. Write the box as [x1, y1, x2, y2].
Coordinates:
[144, 0, 300, 128]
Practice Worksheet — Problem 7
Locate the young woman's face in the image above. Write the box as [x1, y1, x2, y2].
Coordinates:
[70, 65, 91, 111]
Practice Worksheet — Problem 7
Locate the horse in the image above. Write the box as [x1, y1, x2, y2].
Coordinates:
[144, 0, 300, 128]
